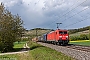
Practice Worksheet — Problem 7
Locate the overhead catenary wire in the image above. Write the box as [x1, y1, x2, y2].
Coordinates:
[33, 0, 89, 30]
[63, 14, 90, 28]
[45, 0, 88, 28]
[61, 6, 89, 22]
[45, 0, 79, 26]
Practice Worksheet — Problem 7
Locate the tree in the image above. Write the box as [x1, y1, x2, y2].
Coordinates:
[0, 3, 24, 52]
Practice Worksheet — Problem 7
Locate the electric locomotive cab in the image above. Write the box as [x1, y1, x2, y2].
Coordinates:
[58, 30, 69, 45]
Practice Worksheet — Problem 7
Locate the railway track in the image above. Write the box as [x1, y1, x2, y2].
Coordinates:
[63, 44, 90, 52]
[37, 42, 90, 60]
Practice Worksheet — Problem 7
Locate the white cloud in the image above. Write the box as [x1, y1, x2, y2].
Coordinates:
[0, 0, 18, 7]
[0, 0, 90, 29]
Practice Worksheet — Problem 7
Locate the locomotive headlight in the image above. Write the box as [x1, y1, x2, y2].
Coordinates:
[59, 36, 62, 38]
[66, 36, 68, 38]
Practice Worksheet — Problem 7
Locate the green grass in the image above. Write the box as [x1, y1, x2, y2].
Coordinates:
[28, 41, 75, 60]
[0, 54, 19, 60]
[70, 40, 90, 46]
[13, 41, 27, 48]
[0, 52, 31, 60]
[13, 41, 27, 52]
[29, 47, 74, 60]
[0, 41, 75, 60]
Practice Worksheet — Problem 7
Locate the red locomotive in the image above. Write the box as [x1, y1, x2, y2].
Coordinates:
[47, 29, 69, 45]
[38, 29, 69, 45]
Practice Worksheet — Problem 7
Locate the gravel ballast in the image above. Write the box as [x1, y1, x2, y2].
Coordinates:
[38, 42, 90, 60]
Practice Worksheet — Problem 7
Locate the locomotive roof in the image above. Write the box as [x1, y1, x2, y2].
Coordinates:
[48, 29, 68, 34]
[56, 29, 68, 31]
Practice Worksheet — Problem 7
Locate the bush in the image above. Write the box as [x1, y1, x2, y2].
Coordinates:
[70, 36, 80, 41]
[80, 34, 89, 40]
[70, 34, 89, 41]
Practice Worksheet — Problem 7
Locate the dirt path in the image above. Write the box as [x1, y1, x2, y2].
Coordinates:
[0, 43, 30, 55]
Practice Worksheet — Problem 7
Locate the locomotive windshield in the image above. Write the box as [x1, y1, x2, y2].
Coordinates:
[59, 31, 67, 34]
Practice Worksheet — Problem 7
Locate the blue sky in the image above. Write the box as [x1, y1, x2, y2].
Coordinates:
[0, 0, 90, 30]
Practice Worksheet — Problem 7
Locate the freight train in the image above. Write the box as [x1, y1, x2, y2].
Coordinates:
[33, 29, 69, 45]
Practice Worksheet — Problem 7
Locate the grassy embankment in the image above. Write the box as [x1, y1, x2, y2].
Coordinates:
[70, 40, 90, 46]
[28, 41, 75, 60]
[0, 40, 75, 60]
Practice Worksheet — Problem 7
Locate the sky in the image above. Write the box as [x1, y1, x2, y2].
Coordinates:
[0, 0, 90, 30]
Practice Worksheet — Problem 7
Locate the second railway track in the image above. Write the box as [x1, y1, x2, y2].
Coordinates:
[63, 44, 90, 52]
